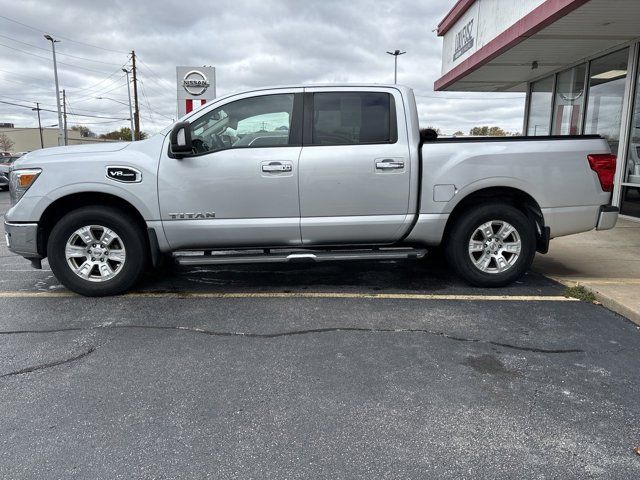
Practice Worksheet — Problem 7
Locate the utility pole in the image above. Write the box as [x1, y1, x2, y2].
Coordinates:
[122, 68, 135, 141]
[62, 89, 68, 146]
[386, 49, 406, 84]
[44, 34, 64, 146]
[32, 103, 44, 149]
[131, 50, 140, 140]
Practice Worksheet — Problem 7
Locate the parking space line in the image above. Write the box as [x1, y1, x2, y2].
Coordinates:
[0, 291, 579, 301]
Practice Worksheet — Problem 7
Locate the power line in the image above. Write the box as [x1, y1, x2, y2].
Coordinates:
[68, 118, 130, 125]
[0, 33, 124, 66]
[139, 79, 173, 121]
[0, 14, 129, 54]
[137, 58, 173, 91]
[0, 99, 129, 119]
[64, 60, 129, 93]
[71, 78, 128, 102]
[0, 42, 115, 75]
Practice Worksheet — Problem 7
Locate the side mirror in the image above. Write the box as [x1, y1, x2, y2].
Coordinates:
[170, 121, 192, 158]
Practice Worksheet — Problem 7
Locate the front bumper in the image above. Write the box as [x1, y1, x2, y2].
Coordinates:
[4, 221, 41, 257]
[596, 205, 618, 231]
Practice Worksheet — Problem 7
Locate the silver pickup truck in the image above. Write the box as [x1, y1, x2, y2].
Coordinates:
[4, 84, 618, 296]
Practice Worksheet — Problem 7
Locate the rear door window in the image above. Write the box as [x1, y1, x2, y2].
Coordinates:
[310, 92, 396, 145]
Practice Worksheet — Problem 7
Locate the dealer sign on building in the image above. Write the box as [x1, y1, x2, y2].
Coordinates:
[176, 66, 216, 116]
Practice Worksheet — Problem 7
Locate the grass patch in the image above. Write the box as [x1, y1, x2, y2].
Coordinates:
[564, 285, 597, 302]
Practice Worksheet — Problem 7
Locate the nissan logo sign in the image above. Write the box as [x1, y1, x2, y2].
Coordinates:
[182, 70, 210, 96]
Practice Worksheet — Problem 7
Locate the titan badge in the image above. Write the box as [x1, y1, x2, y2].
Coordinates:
[167, 212, 216, 220]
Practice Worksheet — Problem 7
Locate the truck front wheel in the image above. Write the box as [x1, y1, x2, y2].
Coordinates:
[47, 206, 148, 296]
[445, 203, 536, 287]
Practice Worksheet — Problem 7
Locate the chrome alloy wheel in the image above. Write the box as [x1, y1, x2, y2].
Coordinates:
[65, 225, 126, 282]
[468, 220, 522, 274]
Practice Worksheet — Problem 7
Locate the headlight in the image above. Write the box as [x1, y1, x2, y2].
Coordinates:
[9, 168, 41, 206]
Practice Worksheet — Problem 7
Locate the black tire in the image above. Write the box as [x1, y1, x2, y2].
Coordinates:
[444, 203, 536, 287]
[47, 206, 148, 296]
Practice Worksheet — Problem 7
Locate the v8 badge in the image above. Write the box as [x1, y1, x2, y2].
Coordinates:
[106, 166, 142, 183]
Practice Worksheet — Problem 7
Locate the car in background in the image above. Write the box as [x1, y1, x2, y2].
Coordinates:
[0, 154, 23, 190]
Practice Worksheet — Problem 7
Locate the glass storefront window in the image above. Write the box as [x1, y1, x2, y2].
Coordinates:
[584, 48, 628, 153]
[621, 48, 640, 217]
[526, 75, 554, 136]
[552, 64, 587, 135]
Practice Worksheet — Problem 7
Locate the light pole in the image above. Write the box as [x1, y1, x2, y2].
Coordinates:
[96, 96, 134, 141]
[386, 49, 406, 84]
[44, 34, 65, 146]
[121, 68, 135, 141]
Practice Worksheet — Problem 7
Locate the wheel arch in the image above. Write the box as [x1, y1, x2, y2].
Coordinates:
[38, 192, 149, 258]
[443, 186, 548, 253]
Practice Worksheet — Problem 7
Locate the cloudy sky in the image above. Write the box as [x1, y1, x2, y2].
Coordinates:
[0, 0, 526, 137]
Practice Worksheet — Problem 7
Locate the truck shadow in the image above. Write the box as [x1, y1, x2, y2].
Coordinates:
[139, 251, 562, 295]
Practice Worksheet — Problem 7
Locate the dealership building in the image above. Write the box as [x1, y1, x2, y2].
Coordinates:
[436, 0, 640, 220]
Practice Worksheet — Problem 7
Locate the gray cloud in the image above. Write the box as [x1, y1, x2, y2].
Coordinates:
[0, 0, 525, 136]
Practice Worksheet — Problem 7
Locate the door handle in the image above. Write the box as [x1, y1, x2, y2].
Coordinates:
[376, 159, 405, 170]
[262, 162, 292, 172]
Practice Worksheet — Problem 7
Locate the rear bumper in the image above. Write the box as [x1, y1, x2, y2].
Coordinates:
[596, 205, 618, 231]
[4, 221, 41, 258]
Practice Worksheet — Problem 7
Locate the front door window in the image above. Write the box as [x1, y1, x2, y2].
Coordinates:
[189, 94, 295, 154]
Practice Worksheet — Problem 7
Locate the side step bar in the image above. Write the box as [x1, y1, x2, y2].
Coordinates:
[174, 248, 427, 266]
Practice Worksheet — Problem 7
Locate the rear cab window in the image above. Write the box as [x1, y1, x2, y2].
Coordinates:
[308, 92, 397, 146]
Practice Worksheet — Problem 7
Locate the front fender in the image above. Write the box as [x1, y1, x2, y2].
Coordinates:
[5, 181, 159, 223]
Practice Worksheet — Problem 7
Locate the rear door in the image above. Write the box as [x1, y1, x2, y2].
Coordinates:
[298, 87, 412, 245]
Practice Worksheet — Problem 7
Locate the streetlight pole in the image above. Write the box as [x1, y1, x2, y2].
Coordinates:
[122, 68, 135, 141]
[44, 34, 65, 146]
[32, 103, 44, 149]
[386, 49, 406, 84]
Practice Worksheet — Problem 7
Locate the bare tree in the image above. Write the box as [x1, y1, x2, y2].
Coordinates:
[0, 133, 14, 152]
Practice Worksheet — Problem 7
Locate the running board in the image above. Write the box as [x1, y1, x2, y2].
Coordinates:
[174, 248, 427, 266]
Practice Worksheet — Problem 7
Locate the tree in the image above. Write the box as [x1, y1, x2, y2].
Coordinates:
[70, 125, 96, 138]
[99, 127, 148, 141]
[469, 126, 508, 137]
[0, 133, 14, 152]
[453, 130, 465, 136]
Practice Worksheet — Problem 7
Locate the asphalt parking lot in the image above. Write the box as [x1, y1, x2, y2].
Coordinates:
[1, 189, 640, 479]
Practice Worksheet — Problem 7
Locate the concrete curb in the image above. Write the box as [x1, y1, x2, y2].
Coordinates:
[547, 276, 640, 327]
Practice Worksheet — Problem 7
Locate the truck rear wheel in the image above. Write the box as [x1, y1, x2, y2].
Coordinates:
[47, 206, 148, 296]
[445, 203, 536, 287]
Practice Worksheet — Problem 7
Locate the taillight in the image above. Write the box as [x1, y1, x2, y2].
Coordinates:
[587, 154, 616, 192]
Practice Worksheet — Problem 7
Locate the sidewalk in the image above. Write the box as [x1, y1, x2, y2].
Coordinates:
[533, 217, 640, 325]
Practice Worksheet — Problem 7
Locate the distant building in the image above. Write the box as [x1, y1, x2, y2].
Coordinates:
[436, 0, 640, 219]
[0, 127, 116, 152]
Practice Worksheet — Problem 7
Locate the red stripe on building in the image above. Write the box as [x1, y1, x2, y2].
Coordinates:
[437, 0, 476, 36]
[434, 0, 589, 91]
[185, 99, 193, 113]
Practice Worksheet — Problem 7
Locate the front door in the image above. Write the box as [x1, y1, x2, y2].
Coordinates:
[158, 90, 303, 250]
[298, 88, 412, 245]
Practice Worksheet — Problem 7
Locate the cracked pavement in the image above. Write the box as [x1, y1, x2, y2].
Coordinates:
[1, 190, 640, 479]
